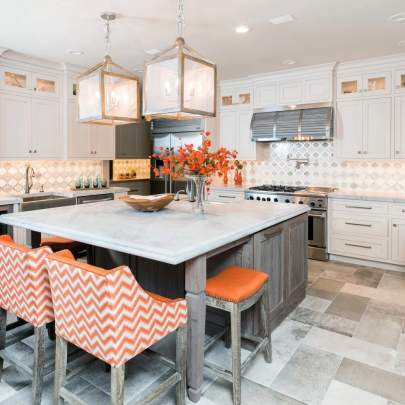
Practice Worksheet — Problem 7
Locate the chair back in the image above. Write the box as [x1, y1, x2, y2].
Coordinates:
[46, 251, 187, 367]
[0, 235, 53, 327]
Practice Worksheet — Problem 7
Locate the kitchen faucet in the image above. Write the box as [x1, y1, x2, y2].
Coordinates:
[25, 164, 35, 194]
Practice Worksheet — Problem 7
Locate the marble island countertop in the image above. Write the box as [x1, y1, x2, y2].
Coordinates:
[0, 187, 129, 206]
[0, 199, 309, 265]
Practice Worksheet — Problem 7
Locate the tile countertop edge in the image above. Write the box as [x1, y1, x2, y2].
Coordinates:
[328, 190, 405, 203]
[0, 204, 309, 265]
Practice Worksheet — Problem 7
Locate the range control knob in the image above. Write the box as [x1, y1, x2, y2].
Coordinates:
[256, 197, 261, 201]
[298, 201, 304, 204]
[285, 199, 290, 203]
[310, 202, 316, 207]
[267, 197, 271, 201]
[274, 198, 278, 202]
[249, 196, 254, 200]
[262, 198, 266, 201]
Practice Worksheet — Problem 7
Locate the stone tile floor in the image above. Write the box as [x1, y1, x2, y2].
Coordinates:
[2, 259, 405, 404]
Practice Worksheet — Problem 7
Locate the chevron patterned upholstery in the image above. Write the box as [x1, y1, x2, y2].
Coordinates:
[0, 235, 54, 327]
[46, 252, 188, 367]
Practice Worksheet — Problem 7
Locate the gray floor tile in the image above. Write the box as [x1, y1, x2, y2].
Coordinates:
[352, 268, 384, 288]
[355, 301, 404, 349]
[299, 295, 332, 313]
[204, 377, 305, 405]
[336, 358, 405, 404]
[325, 293, 370, 321]
[307, 278, 345, 300]
[270, 344, 342, 405]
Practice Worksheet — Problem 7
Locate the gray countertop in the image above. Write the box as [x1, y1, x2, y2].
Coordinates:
[0, 199, 309, 265]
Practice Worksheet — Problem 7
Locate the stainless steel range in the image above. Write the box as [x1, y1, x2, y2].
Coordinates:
[245, 185, 336, 261]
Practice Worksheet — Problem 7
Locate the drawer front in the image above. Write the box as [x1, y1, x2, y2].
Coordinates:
[329, 199, 388, 216]
[390, 204, 405, 217]
[330, 215, 388, 238]
[330, 236, 388, 261]
[209, 190, 245, 202]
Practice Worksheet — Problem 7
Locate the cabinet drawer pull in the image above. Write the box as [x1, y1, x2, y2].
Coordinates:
[393, 224, 398, 228]
[345, 205, 372, 210]
[345, 222, 372, 227]
[345, 243, 372, 249]
[218, 195, 236, 199]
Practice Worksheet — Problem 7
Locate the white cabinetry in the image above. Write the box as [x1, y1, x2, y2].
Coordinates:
[391, 217, 405, 265]
[278, 80, 302, 105]
[208, 188, 245, 202]
[394, 95, 405, 158]
[303, 76, 332, 103]
[253, 81, 277, 108]
[336, 98, 391, 159]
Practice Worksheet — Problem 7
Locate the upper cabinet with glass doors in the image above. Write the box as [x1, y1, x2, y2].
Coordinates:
[337, 71, 391, 99]
[394, 67, 405, 94]
[0, 67, 60, 97]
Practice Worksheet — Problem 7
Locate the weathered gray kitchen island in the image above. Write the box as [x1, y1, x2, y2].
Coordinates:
[0, 199, 309, 402]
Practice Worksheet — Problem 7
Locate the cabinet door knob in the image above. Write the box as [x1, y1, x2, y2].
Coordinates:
[29, 150, 32, 153]
[33, 150, 37, 154]
[393, 224, 398, 228]
[94, 151, 97, 154]
[357, 151, 362, 154]
[363, 151, 367, 154]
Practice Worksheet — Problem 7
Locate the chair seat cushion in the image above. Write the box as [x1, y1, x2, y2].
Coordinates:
[206, 266, 268, 303]
[41, 236, 80, 247]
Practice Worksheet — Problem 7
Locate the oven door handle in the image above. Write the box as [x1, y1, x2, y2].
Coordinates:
[309, 212, 326, 219]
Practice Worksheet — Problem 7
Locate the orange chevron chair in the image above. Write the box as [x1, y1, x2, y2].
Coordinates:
[0, 234, 54, 405]
[46, 250, 188, 405]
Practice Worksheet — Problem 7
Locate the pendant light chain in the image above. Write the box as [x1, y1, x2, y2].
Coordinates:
[104, 18, 111, 57]
[177, 0, 185, 38]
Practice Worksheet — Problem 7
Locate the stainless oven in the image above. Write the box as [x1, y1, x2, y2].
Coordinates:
[308, 209, 328, 261]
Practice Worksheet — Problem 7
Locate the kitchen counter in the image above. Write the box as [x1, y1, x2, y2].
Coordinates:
[0, 199, 309, 265]
[329, 189, 405, 203]
[0, 195, 22, 205]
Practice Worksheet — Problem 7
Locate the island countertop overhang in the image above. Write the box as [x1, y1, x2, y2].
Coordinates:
[0, 200, 309, 265]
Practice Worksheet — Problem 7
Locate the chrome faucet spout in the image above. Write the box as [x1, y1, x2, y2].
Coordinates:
[174, 189, 187, 201]
[25, 164, 35, 194]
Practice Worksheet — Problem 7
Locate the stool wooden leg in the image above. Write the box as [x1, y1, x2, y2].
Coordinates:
[111, 365, 125, 405]
[54, 336, 67, 405]
[260, 286, 272, 364]
[32, 325, 46, 405]
[176, 325, 187, 405]
[0, 309, 6, 381]
[231, 304, 241, 405]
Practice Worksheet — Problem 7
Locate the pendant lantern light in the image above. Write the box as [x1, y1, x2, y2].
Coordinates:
[77, 12, 141, 125]
[143, 0, 217, 120]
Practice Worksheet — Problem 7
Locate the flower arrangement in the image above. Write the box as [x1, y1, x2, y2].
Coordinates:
[151, 131, 238, 186]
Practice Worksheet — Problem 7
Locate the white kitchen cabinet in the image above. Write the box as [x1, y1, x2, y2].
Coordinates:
[394, 95, 405, 158]
[0, 67, 31, 95]
[303, 76, 331, 103]
[89, 125, 115, 159]
[336, 98, 391, 159]
[336, 100, 363, 159]
[0, 93, 31, 158]
[278, 80, 302, 105]
[219, 110, 255, 160]
[31, 98, 62, 158]
[220, 84, 252, 110]
[362, 97, 391, 159]
[31, 72, 60, 98]
[253, 82, 277, 108]
[391, 218, 405, 264]
[337, 75, 363, 98]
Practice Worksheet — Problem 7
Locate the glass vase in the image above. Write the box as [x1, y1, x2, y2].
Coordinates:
[187, 175, 206, 214]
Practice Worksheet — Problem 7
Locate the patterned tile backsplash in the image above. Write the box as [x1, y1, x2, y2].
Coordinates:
[0, 160, 104, 194]
[240, 141, 405, 191]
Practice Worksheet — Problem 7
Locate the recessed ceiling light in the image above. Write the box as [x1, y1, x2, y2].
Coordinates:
[270, 14, 295, 25]
[283, 59, 296, 65]
[145, 49, 160, 55]
[399, 39, 405, 47]
[235, 25, 250, 34]
[389, 12, 405, 22]
[67, 49, 84, 56]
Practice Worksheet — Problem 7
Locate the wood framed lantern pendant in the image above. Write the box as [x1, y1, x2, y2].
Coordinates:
[77, 13, 141, 125]
[143, 0, 217, 120]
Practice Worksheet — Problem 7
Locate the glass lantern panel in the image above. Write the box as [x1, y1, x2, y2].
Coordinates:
[183, 57, 215, 114]
[78, 72, 102, 121]
[144, 57, 179, 114]
[103, 73, 138, 120]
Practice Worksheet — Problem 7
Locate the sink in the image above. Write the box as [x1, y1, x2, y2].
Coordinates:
[20, 194, 77, 211]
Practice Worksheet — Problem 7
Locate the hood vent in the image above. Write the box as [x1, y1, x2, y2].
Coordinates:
[251, 102, 333, 142]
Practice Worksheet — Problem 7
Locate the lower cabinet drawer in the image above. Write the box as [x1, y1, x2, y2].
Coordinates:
[330, 215, 388, 238]
[329, 199, 388, 216]
[330, 236, 388, 261]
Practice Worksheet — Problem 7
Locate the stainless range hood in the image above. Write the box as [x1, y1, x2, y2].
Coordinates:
[251, 102, 333, 142]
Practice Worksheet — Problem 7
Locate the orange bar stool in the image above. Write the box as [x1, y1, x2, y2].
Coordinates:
[0, 234, 54, 405]
[205, 266, 272, 405]
[40, 236, 87, 259]
[46, 250, 188, 405]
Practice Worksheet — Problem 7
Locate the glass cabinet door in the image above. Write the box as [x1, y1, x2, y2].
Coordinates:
[1, 69, 31, 93]
[220, 87, 251, 108]
[32, 74, 59, 96]
[338, 76, 362, 98]
[395, 68, 405, 93]
[363, 71, 391, 96]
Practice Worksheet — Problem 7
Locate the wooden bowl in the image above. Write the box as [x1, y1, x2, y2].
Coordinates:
[120, 194, 175, 212]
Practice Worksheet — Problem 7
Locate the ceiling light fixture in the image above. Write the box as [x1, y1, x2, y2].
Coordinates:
[389, 12, 405, 22]
[283, 59, 296, 65]
[235, 25, 250, 34]
[143, 0, 217, 120]
[67, 49, 84, 56]
[270, 14, 295, 25]
[77, 12, 141, 125]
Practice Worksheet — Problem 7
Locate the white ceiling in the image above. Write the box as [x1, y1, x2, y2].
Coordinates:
[2, 0, 405, 79]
